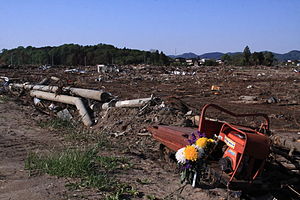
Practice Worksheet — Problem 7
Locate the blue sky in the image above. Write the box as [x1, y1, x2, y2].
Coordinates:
[0, 0, 299, 55]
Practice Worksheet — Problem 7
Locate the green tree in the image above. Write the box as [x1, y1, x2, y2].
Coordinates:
[221, 54, 232, 65]
[242, 46, 251, 65]
[231, 54, 243, 65]
[0, 44, 171, 66]
[204, 59, 218, 66]
[154, 50, 160, 65]
[263, 52, 275, 66]
[159, 51, 169, 65]
[251, 52, 264, 66]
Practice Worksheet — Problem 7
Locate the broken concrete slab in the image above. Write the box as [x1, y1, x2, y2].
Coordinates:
[239, 96, 258, 101]
[267, 96, 278, 104]
[57, 109, 73, 121]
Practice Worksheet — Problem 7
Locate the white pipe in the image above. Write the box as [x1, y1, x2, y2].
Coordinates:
[10, 83, 112, 102]
[101, 97, 152, 109]
[50, 76, 60, 81]
[30, 90, 93, 126]
[38, 78, 49, 85]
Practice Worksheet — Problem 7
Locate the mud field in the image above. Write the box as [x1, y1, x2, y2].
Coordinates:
[0, 65, 300, 199]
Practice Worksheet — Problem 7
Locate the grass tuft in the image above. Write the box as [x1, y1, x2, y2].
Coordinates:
[38, 118, 76, 133]
[0, 95, 9, 103]
[39, 118, 113, 149]
[32, 119, 138, 198]
[105, 185, 141, 200]
[65, 129, 113, 149]
[25, 148, 129, 191]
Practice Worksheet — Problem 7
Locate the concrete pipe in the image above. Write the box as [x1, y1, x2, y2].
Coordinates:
[101, 97, 152, 109]
[10, 83, 112, 102]
[30, 90, 93, 126]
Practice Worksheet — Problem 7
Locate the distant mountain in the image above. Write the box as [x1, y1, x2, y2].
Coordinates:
[169, 50, 300, 61]
[198, 52, 224, 59]
[273, 50, 300, 61]
[169, 52, 198, 59]
[169, 52, 229, 60]
[227, 52, 242, 56]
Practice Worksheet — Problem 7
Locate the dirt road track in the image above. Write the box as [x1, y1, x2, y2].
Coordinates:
[0, 100, 216, 199]
[0, 101, 67, 200]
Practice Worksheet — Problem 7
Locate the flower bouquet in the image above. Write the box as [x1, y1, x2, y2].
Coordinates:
[175, 131, 216, 187]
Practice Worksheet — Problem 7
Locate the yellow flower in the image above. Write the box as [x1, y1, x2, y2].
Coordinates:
[207, 139, 215, 143]
[184, 145, 198, 161]
[196, 137, 208, 148]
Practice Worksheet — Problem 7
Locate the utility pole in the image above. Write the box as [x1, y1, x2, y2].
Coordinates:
[51, 54, 54, 66]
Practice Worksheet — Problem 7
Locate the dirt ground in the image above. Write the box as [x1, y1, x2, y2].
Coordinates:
[0, 99, 216, 200]
[0, 65, 300, 199]
[0, 101, 68, 200]
[2, 65, 300, 132]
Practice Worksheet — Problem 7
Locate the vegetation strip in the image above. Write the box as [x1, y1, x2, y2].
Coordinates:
[25, 147, 137, 199]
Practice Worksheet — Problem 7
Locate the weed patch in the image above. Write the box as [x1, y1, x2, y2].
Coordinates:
[105, 185, 140, 200]
[38, 118, 114, 149]
[65, 129, 112, 147]
[0, 95, 9, 103]
[25, 148, 137, 198]
[38, 118, 75, 133]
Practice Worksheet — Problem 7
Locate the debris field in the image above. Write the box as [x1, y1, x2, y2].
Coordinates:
[0, 64, 300, 199]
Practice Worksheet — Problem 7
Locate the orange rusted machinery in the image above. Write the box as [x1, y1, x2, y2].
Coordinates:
[148, 104, 271, 188]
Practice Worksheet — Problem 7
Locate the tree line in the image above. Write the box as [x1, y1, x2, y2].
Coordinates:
[221, 46, 276, 66]
[0, 44, 170, 66]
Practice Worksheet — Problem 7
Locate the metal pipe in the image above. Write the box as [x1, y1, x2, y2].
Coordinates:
[10, 83, 112, 102]
[38, 78, 49, 85]
[50, 76, 60, 81]
[198, 104, 270, 133]
[30, 90, 93, 126]
[101, 97, 152, 109]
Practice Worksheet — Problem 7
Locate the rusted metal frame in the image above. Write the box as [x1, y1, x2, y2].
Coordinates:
[223, 122, 266, 183]
[219, 123, 248, 185]
[198, 104, 270, 133]
[252, 160, 266, 181]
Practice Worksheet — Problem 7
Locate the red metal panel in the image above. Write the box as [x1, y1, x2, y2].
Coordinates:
[147, 125, 197, 151]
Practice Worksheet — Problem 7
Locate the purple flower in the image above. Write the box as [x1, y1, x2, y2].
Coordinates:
[188, 131, 205, 144]
[196, 130, 205, 138]
[188, 133, 197, 144]
[191, 133, 196, 140]
[182, 162, 192, 169]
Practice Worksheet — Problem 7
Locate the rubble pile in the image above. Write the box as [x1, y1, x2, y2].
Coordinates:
[94, 96, 193, 135]
[4, 75, 196, 129]
[1, 64, 300, 198]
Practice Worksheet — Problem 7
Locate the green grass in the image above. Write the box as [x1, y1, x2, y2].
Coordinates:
[34, 118, 139, 198]
[25, 147, 137, 198]
[0, 95, 9, 103]
[105, 186, 140, 200]
[39, 118, 113, 149]
[38, 118, 76, 133]
[136, 178, 152, 185]
[145, 194, 159, 200]
[65, 129, 113, 148]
